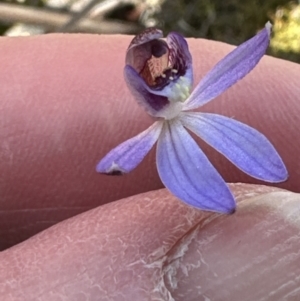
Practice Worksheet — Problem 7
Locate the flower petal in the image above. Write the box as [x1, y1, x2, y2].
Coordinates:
[156, 119, 235, 214]
[184, 22, 272, 110]
[126, 28, 165, 73]
[124, 65, 170, 116]
[166, 31, 193, 85]
[181, 112, 288, 182]
[97, 121, 163, 175]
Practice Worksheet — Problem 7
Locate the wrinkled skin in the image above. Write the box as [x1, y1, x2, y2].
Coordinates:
[0, 34, 300, 300]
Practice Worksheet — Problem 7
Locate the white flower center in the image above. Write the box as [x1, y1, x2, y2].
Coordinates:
[168, 75, 191, 103]
[158, 75, 192, 120]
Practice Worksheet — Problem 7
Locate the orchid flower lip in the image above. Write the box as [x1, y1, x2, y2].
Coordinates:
[97, 22, 288, 214]
[124, 28, 193, 119]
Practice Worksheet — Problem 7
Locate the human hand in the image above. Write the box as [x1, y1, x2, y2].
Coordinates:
[0, 34, 299, 300]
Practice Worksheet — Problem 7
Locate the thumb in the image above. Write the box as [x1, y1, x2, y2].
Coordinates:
[0, 183, 299, 301]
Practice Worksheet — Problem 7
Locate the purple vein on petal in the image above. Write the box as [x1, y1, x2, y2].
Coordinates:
[96, 121, 163, 175]
[181, 112, 288, 182]
[184, 22, 272, 110]
[156, 119, 236, 213]
[166, 31, 193, 83]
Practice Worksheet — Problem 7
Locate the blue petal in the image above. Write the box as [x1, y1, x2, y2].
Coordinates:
[124, 65, 170, 117]
[184, 22, 272, 110]
[181, 112, 288, 182]
[156, 119, 236, 214]
[97, 121, 163, 175]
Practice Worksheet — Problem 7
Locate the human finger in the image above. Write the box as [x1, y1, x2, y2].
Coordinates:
[0, 183, 299, 301]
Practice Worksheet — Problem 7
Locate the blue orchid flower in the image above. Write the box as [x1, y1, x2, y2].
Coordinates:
[96, 22, 288, 214]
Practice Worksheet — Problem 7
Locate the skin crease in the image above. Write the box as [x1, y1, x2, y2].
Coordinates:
[0, 34, 299, 300]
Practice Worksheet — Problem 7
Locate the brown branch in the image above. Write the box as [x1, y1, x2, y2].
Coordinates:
[0, 3, 140, 34]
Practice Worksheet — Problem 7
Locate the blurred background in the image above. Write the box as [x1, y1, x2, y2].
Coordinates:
[0, 0, 299, 63]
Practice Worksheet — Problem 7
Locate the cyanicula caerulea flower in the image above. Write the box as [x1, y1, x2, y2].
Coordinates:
[96, 22, 288, 214]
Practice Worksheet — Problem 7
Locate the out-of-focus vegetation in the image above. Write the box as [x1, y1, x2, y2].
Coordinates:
[157, 0, 300, 63]
[271, 3, 300, 62]
[0, 0, 299, 63]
